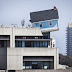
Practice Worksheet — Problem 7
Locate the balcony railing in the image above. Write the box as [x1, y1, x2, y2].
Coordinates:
[15, 39, 52, 41]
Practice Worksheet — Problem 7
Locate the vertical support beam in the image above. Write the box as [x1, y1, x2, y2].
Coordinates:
[56, 48, 59, 69]
[54, 56, 56, 69]
[12, 28, 15, 48]
[54, 48, 59, 69]
[10, 35, 12, 48]
[10, 27, 15, 48]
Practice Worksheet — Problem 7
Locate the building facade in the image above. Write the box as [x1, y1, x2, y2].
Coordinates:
[66, 23, 72, 56]
[0, 7, 66, 71]
[0, 27, 59, 70]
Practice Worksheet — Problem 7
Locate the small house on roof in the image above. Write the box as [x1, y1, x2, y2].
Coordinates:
[30, 6, 59, 33]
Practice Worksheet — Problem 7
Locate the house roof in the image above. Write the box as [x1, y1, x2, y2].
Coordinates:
[30, 9, 59, 23]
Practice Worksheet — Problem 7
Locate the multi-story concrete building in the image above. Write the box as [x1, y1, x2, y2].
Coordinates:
[0, 27, 59, 70]
[66, 23, 72, 56]
[0, 6, 66, 71]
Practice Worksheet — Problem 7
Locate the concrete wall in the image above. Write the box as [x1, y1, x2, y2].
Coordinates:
[1, 70, 72, 72]
[12, 27, 42, 48]
[0, 27, 42, 48]
[0, 69, 71, 72]
[7, 48, 59, 70]
[0, 70, 5, 72]
[16, 69, 72, 72]
[17, 70, 72, 72]
[0, 27, 12, 47]
[0, 27, 12, 69]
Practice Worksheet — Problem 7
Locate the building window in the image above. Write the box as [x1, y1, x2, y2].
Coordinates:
[43, 62, 50, 69]
[45, 41, 48, 47]
[40, 23, 42, 27]
[15, 41, 49, 48]
[15, 41, 22, 47]
[0, 40, 10, 48]
[23, 61, 50, 69]
[37, 41, 39, 47]
[40, 41, 42, 47]
[53, 44, 55, 47]
[49, 21, 52, 26]
[33, 23, 40, 27]
[25, 62, 31, 69]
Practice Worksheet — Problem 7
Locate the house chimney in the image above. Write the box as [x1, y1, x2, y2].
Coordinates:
[54, 6, 57, 10]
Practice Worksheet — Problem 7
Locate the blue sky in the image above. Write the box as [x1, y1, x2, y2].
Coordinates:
[0, 0, 72, 54]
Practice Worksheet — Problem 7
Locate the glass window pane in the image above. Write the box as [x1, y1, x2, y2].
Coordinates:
[41, 21, 49, 29]
[40, 41, 42, 47]
[15, 41, 18, 47]
[25, 66, 30, 69]
[22, 41, 25, 47]
[37, 41, 39, 47]
[31, 41, 34, 47]
[19, 41, 21, 47]
[33, 23, 40, 27]
[34, 41, 37, 47]
[52, 20, 58, 27]
[38, 62, 43, 69]
[43, 41, 45, 47]
[53, 44, 55, 47]
[32, 62, 37, 64]
[45, 41, 47, 47]
[25, 62, 31, 66]
[43, 62, 50, 69]
[23, 62, 25, 66]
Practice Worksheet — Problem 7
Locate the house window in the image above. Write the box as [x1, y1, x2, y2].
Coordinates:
[50, 21, 52, 26]
[33, 23, 40, 27]
[40, 23, 42, 27]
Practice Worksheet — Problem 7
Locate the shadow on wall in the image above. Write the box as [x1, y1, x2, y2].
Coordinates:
[0, 48, 7, 70]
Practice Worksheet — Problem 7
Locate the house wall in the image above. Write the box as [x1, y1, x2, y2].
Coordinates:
[33, 20, 58, 30]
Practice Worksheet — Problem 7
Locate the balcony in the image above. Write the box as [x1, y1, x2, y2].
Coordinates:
[15, 36, 52, 48]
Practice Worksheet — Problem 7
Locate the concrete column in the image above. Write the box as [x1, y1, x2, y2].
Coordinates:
[54, 48, 59, 69]
[56, 48, 59, 69]
[10, 35, 12, 48]
[12, 28, 15, 48]
[54, 56, 56, 69]
[10, 27, 15, 48]
[12, 35, 15, 48]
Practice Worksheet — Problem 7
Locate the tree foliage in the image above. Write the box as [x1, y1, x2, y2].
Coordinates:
[59, 54, 72, 67]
